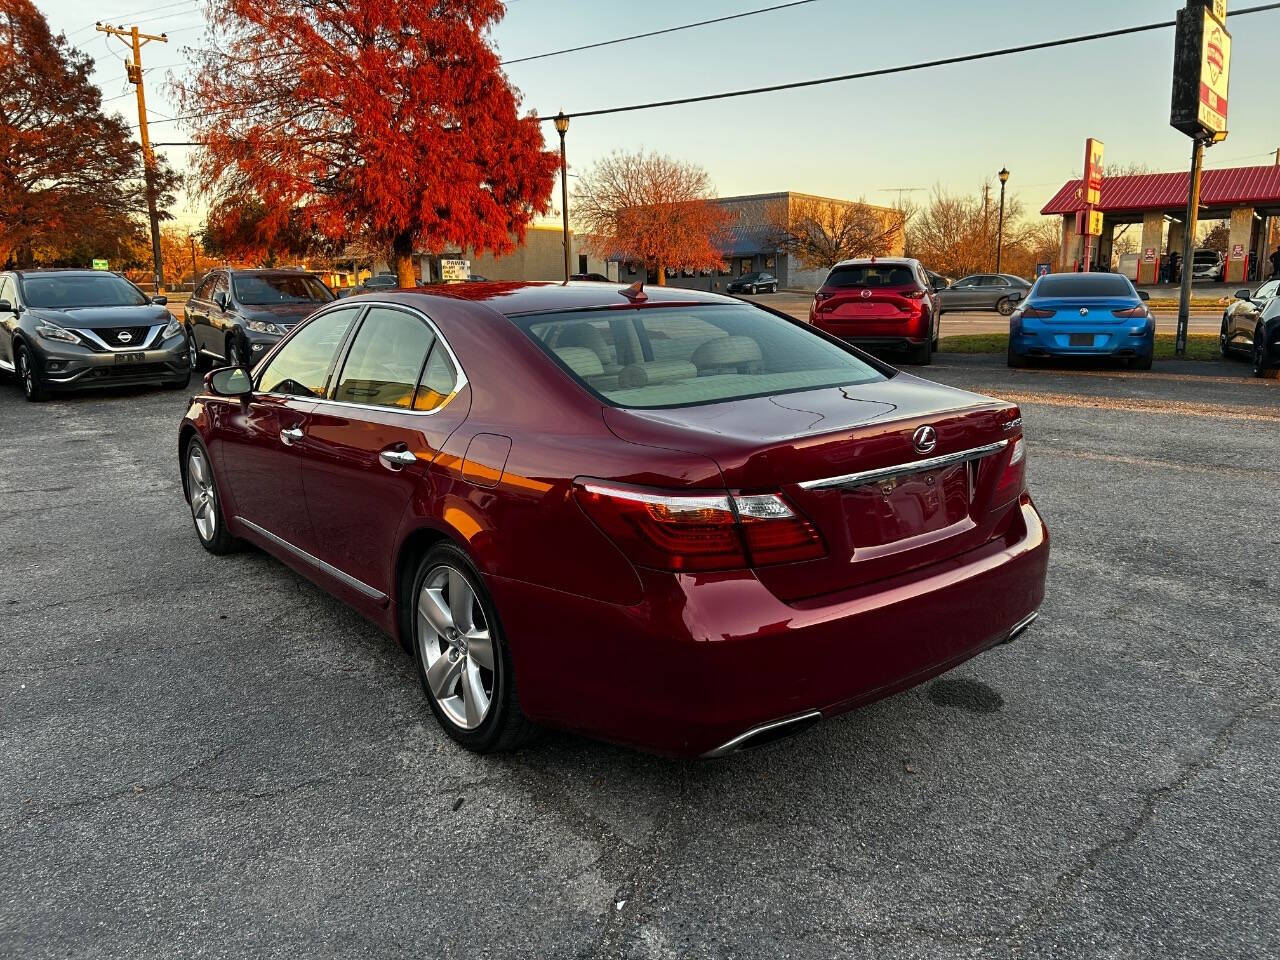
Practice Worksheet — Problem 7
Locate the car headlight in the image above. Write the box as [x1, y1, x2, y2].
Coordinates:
[162, 317, 182, 340]
[246, 320, 285, 335]
[35, 322, 79, 344]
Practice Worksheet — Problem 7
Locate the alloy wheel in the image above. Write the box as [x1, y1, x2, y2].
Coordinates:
[187, 445, 217, 541]
[19, 350, 33, 397]
[417, 564, 495, 730]
[187, 328, 199, 369]
[228, 338, 245, 368]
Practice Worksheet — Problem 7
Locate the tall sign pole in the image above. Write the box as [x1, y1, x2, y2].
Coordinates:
[96, 23, 168, 294]
[1169, 0, 1231, 355]
[1078, 139, 1104, 272]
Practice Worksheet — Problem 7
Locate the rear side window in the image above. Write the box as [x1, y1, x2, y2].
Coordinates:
[517, 303, 885, 409]
[1033, 274, 1136, 298]
[333, 306, 435, 409]
[257, 307, 359, 397]
[824, 264, 918, 289]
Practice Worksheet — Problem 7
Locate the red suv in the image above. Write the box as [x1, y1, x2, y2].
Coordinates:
[808, 257, 940, 365]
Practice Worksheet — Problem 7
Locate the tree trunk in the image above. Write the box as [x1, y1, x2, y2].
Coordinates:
[393, 232, 416, 287]
[654, 261, 666, 286]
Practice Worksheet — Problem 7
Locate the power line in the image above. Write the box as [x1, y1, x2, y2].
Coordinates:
[538, 2, 1280, 121]
[500, 0, 822, 65]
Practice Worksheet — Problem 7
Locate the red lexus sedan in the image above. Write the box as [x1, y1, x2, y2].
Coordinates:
[809, 257, 941, 365]
[179, 282, 1048, 757]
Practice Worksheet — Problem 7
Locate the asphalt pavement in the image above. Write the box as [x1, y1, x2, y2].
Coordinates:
[1, 352, 1277, 959]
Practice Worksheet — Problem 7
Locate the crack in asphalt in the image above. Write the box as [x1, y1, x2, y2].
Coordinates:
[1007, 690, 1278, 943]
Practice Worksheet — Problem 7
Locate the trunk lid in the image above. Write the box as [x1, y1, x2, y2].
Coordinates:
[1029, 297, 1138, 324]
[816, 285, 920, 324]
[604, 377, 1022, 601]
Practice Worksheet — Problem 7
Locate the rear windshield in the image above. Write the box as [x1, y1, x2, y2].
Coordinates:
[234, 273, 332, 305]
[1033, 274, 1135, 298]
[20, 274, 148, 308]
[516, 303, 885, 409]
[824, 264, 917, 289]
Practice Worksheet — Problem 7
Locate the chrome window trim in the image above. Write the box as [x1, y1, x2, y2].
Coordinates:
[73, 323, 166, 352]
[797, 440, 1009, 491]
[255, 300, 468, 417]
[235, 516, 387, 603]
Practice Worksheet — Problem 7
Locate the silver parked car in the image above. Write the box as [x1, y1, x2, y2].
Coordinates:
[936, 273, 1032, 316]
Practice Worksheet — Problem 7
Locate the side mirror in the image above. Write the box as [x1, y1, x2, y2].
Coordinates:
[151, 295, 168, 306]
[1137, 290, 1151, 302]
[0, 299, 12, 313]
[206, 366, 253, 397]
[213, 291, 228, 311]
[1234, 288, 1252, 301]
[1008, 291, 1024, 303]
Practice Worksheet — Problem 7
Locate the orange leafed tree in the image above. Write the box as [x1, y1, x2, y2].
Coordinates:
[174, 0, 558, 285]
[574, 151, 732, 285]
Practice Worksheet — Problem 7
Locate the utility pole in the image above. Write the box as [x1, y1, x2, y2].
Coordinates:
[1175, 137, 1206, 356]
[188, 233, 198, 290]
[96, 23, 168, 295]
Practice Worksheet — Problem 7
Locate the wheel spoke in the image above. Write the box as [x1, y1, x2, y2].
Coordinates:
[425, 651, 462, 699]
[418, 587, 453, 637]
[466, 628, 494, 671]
[462, 660, 489, 726]
[447, 568, 474, 633]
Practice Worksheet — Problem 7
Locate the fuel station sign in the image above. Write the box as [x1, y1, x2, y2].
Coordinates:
[1171, 1, 1231, 138]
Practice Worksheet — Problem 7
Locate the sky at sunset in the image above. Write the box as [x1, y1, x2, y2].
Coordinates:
[45, 0, 1280, 231]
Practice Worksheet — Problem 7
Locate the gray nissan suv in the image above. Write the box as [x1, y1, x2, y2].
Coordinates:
[0, 269, 191, 401]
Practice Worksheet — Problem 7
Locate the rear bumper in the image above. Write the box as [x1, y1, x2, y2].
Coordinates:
[836, 336, 927, 353]
[490, 496, 1049, 757]
[1012, 317, 1154, 359]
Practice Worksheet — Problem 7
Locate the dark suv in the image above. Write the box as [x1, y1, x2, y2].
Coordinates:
[0, 269, 191, 401]
[808, 257, 940, 365]
[185, 268, 334, 369]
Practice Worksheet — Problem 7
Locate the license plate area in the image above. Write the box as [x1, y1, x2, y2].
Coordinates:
[1069, 333, 1094, 346]
[114, 352, 146, 363]
[841, 463, 971, 552]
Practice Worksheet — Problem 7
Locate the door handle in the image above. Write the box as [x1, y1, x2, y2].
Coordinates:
[379, 447, 418, 470]
[280, 426, 304, 445]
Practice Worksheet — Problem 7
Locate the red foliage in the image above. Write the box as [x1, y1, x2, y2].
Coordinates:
[175, 0, 557, 283]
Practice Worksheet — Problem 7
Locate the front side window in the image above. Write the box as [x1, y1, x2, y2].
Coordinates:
[19, 273, 148, 308]
[212, 273, 229, 301]
[194, 274, 216, 301]
[1255, 280, 1279, 300]
[256, 307, 359, 397]
[518, 303, 885, 409]
[233, 273, 333, 305]
[332, 306, 436, 409]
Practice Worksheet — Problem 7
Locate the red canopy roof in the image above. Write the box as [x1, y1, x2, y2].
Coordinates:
[1041, 165, 1280, 215]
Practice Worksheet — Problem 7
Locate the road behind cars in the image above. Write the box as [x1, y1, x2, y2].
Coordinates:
[1, 358, 1277, 958]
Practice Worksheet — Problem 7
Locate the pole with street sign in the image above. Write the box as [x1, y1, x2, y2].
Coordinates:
[1077, 138, 1104, 272]
[1170, 0, 1231, 355]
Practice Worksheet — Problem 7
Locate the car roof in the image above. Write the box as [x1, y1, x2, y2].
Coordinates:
[12, 268, 115, 277]
[354, 281, 738, 317]
[226, 267, 320, 276]
[829, 257, 918, 268]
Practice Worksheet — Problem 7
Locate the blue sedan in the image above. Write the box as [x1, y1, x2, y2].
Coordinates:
[1008, 273, 1155, 370]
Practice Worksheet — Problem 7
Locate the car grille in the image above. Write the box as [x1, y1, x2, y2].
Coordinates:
[88, 326, 154, 350]
[90, 363, 169, 380]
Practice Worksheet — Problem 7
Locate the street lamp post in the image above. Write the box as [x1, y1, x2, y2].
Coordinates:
[554, 112, 571, 283]
[996, 167, 1010, 273]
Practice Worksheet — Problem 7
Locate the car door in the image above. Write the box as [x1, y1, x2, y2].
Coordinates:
[212, 306, 362, 556]
[941, 276, 978, 309]
[301, 304, 470, 602]
[206, 271, 235, 357]
[0, 276, 16, 371]
[1235, 280, 1278, 346]
[187, 273, 217, 355]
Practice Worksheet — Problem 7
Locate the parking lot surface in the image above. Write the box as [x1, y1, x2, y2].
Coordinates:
[2, 354, 1277, 959]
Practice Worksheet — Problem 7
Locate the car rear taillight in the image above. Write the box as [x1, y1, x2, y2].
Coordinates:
[1111, 305, 1149, 318]
[1021, 306, 1056, 318]
[575, 481, 826, 572]
[900, 289, 926, 300]
[993, 437, 1027, 505]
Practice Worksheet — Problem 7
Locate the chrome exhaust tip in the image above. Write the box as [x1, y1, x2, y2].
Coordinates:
[1002, 610, 1039, 645]
[702, 709, 823, 759]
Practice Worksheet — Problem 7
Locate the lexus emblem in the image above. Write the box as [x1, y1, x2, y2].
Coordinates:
[1079, 307, 1089, 316]
[117, 331, 133, 343]
[912, 425, 937, 455]
[860, 289, 872, 299]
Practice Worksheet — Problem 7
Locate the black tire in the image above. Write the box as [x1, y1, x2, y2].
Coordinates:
[997, 297, 1015, 316]
[164, 369, 192, 390]
[410, 542, 535, 753]
[226, 332, 248, 369]
[1131, 348, 1153, 371]
[930, 313, 940, 350]
[910, 336, 932, 366]
[1253, 326, 1271, 378]
[186, 325, 207, 372]
[1007, 338, 1026, 368]
[183, 434, 240, 555]
[1219, 316, 1231, 357]
[15, 343, 45, 402]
